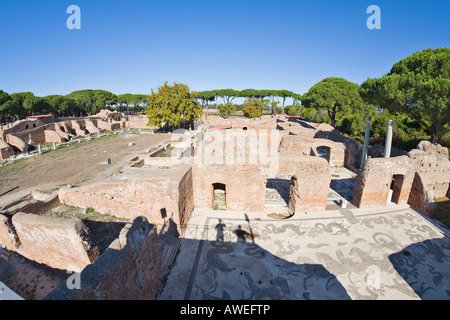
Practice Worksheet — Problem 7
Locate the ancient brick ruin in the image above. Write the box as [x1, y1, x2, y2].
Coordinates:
[0, 113, 448, 300]
[0, 109, 150, 158]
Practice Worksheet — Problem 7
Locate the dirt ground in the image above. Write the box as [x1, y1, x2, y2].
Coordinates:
[1, 249, 68, 300]
[0, 132, 170, 205]
[0, 132, 170, 300]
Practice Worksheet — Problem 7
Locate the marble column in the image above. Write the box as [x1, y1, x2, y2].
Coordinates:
[384, 120, 395, 158]
[360, 116, 372, 169]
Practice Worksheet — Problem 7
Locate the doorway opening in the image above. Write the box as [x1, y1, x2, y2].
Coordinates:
[212, 183, 226, 210]
[316, 146, 331, 163]
[388, 174, 405, 204]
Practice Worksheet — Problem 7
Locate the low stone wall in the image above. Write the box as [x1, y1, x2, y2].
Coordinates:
[97, 120, 121, 131]
[58, 179, 178, 226]
[126, 115, 149, 128]
[12, 212, 99, 272]
[44, 217, 163, 300]
[58, 165, 192, 235]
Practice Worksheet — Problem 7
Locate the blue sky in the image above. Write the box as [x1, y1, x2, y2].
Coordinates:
[0, 0, 448, 97]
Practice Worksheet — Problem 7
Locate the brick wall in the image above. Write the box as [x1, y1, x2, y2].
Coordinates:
[352, 156, 414, 208]
[44, 217, 163, 300]
[12, 212, 99, 272]
[192, 164, 266, 211]
[279, 153, 331, 212]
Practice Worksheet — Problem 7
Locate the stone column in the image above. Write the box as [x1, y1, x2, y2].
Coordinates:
[38, 144, 42, 154]
[52, 141, 56, 150]
[360, 116, 371, 169]
[384, 120, 395, 158]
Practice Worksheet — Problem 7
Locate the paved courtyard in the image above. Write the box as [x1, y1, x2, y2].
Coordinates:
[159, 204, 450, 300]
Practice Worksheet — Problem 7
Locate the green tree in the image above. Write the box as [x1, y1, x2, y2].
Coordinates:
[196, 90, 217, 115]
[218, 102, 236, 118]
[117, 93, 133, 113]
[361, 47, 450, 144]
[217, 89, 240, 104]
[261, 99, 271, 114]
[270, 100, 279, 114]
[130, 94, 148, 113]
[285, 103, 302, 116]
[242, 98, 263, 118]
[301, 77, 365, 127]
[94, 90, 117, 113]
[145, 82, 202, 130]
[67, 90, 95, 116]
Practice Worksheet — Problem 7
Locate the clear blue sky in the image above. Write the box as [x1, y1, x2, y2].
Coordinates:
[0, 0, 448, 97]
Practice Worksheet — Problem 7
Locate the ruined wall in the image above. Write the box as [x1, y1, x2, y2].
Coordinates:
[278, 153, 331, 212]
[44, 130, 65, 143]
[126, 115, 149, 129]
[80, 119, 98, 133]
[97, 120, 121, 131]
[44, 217, 163, 300]
[5, 134, 27, 151]
[0, 139, 13, 159]
[0, 214, 20, 250]
[279, 135, 346, 167]
[192, 164, 266, 211]
[313, 129, 362, 170]
[67, 120, 87, 136]
[46, 123, 71, 140]
[58, 166, 192, 235]
[178, 168, 194, 230]
[12, 212, 99, 272]
[352, 155, 415, 208]
[0, 119, 46, 139]
[59, 179, 177, 224]
[407, 141, 450, 216]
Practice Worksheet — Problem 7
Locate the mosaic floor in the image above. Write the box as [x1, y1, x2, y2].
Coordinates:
[159, 205, 450, 300]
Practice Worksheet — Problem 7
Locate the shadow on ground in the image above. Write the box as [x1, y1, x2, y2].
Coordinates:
[389, 237, 450, 300]
[161, 218, 351, 300]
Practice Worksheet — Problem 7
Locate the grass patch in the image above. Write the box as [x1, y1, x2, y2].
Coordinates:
[41, 204, 129, 254]
[432, 197, 450, 230]
[0, 156, 35, 175]
[41, 204, 127, 223]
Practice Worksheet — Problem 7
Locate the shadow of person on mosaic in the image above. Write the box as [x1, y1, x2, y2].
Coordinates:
[389, 237, 450, 300]
[182, 219, 351, 300]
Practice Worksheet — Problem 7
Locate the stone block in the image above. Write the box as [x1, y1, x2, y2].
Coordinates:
[12, 213, 99, 272]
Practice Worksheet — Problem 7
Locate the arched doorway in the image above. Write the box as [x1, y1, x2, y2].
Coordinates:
[316, 146, 331, 163]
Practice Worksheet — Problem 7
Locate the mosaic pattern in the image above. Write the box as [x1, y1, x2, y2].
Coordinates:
[159, 207, 450, 300]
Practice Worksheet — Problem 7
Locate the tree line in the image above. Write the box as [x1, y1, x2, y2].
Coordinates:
[1, 47, 448, 148]
[0, 89, 148, 122]
[196, 89, 301, 114]
[194, 48, 449, 147]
